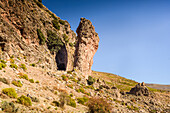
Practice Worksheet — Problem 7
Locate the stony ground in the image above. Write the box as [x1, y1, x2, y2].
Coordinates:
[0, 57, 169, 113]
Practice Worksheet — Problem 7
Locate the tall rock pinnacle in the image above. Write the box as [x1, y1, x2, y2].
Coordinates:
[75, 18, 99, 78]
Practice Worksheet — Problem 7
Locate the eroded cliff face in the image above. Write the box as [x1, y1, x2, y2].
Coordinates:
[0, 0, 99, 77]
[75, 18, 99, 78]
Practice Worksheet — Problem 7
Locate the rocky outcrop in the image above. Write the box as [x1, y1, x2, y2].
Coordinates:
[0, 0, 99, 77]
[129, 82, 149, 96]
[75, 18, 99, 78]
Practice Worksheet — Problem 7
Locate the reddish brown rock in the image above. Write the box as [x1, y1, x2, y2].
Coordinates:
[75, 18, 99, 78]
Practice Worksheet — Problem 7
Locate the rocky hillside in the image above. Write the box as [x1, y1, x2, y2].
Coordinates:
[0, 0, 99, 78]
[0, 0, 169, 113]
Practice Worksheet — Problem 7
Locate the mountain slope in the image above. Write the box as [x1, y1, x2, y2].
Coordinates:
[0, 0, 169, 113]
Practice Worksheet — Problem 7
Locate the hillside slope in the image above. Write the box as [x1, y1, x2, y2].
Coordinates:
[0, 0, 169, 113]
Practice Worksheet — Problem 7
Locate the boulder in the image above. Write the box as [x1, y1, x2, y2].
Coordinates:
[129, 82, 149, 96]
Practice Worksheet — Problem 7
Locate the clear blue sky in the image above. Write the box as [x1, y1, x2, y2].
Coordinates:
[43, 0, 170, 85]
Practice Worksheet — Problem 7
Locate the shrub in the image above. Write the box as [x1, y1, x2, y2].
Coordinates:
[18, 73, 29, 80]
[52, 101, 60, 107]
[77, 97, 89, 105]
[87, 76, 95, 85]
[17, 95, 32, 106]
[76, 89, 80, 93]
[12, 80, 23, 87]
[79, 88, 85, 93]
[30, 63, 36, 67]
[67, 71, 72, 74]
[10, 58, 14, 63]
[1, 101, 18, 112]
[37, 29, 46, 45]
[52, 19, 60, 30]
[87, 97, 111, 113]
[2, 88, 17, 98]
[29, 79, 34, 83]
[0, 62, 6, 70]
[0, 63, 6, 68]
[47, 30, 64, 53]
[34, 0, 43, 8]
[0, 77, 10, 85]
[59, 19, 65, 25]
[63, 34, 69, 43]
[0, 59, 7, 64]
[20, 63, 27, 71]
[17, 57, 21, 61]
[61, 75, 67, 81]
[67, 84, 73, 89]
[69, 42, 74, 47]
[70, 94, 73, 97]
[10, 64, 18, 70]
[35, 80, 39, 83]
[10, 55, 14, 59]
[86, 85, 95, 90]
[67, 98, 76, 108]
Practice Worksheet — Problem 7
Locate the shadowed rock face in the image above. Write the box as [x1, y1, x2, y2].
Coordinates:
[75, 18, 99, 78]
[55, 45, 68, 71]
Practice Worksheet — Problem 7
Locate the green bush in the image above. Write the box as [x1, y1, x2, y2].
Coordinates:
[29, 79, 34, 83]
[79, 88, 85, 93]
[18, 73, 29, 80]
[12, 80, 23, 87]
[10, 64, 18, 70]
[69, 43, 74, 47]
[76, 89, 80, 93]
[67, 84, 73, 89]
[17, 95, 32, 106]
[0, 62, 7, 70]
[77, 97, 89, 105]
[35, 80, 39, 83]
[37, 29, 46, 45]
[61, 75, 67, 81]
[0, 59, 7, 64]
[52, 19, 60, 30]
[67, 98, 76, 108]
[2, 88, 17, 98]
[30, 63, 36, 67]
[63, 34, 69, 43]
[88, 97, 111, 113]
[10, 58, 14, 63]
[87, 76, 95, 85]
[59, 19, 65, 25]
[47, 30, 64, 53]
[70, 94, 73, 97]
[0, 77, 10, 85]
[20, 63, 27, 71]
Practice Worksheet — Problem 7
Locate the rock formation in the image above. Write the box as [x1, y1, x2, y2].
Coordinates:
[129, 82, 149, 96]
[75, 18, 99, 78]
[0, 0, 99, 78]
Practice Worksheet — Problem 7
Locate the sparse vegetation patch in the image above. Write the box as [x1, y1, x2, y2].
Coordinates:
[17, 95, 32, 106]
[2, 88, 17, 98]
